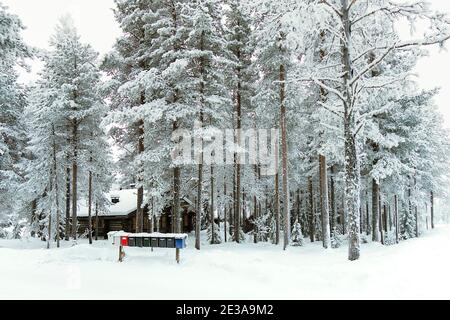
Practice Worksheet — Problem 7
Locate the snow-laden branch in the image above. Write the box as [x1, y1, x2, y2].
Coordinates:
[350, 33, 450, 87]
[349, 46, 396, 87]
[319, 121, 345, 139]
[353, 102, 395, 138]
[357, 102, 394, 125]
[294, 77, 347, 103]
[294, 76, 343, 84]
[347, 0, 357, 11]
[361, 74, 409, 90]
[320, 0, 343, 18]
[313, 78, 347, 103]
[394, 34, 450, 49]
[317, 101, 344, 119]
[351, 1, 427, 26]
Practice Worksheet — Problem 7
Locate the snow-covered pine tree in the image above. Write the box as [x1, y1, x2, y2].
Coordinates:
[0, 3, 31, 227]
[84, 102, 114, 244]
[101, 0, 159, 234]
[291, 220, 304, 247]
[297, 0, 450, 260]
[253, 0, 307, 249]
[25, 83, 66, 246]
[183, 0, 231, 248]
[25, 16, 111, 243]
[225, 0, 256, 244]
[207, 222, 222, 245]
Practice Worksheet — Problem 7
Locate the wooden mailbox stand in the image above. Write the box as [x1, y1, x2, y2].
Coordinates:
[109, 232, 188, 264]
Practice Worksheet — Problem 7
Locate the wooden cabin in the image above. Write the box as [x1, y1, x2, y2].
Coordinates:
[78, 189, 196, 239]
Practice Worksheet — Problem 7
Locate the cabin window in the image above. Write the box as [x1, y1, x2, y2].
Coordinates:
[111, 197, 120, 204]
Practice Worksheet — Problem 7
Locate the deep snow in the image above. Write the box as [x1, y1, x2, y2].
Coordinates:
[1, 227, 449, 300]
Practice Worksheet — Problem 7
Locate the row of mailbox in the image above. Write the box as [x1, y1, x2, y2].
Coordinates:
[120, 236, 187, 249]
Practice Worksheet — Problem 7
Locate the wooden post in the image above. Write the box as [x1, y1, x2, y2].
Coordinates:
[176, 248, 180, 264]
[119, 246, 124, 262]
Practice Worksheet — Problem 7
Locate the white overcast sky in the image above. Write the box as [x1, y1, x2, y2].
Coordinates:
[2, 0, 450, 127]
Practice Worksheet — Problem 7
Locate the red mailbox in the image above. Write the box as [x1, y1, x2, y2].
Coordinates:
[121, 236, 129, 247]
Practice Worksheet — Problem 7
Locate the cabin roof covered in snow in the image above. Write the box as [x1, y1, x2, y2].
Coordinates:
[78, 189, 195, 218]
[78, 189, 138, 218]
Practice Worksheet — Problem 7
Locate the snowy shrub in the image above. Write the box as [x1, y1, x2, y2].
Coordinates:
[11, 221, 24, 239]
[0, 225, 8, 239]
[360, 233, 370, 244]
[253, 215, 270, 242]
[291, 221, 304, 247]
[207, 222, 222, 245]
[383, 230, 398, 246]
[232, 228, 246, 243]
[331, 231, 343, 249]
[334, 224, 345, 236]
[0, 217, 26, 239]
[402, 209, 417, 240]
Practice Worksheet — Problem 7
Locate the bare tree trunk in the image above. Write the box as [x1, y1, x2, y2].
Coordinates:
[430, 191, 434, 229]
[224, 179, 227, 243]
[342, 0, 361, 260]
[231, 36, 243, 244]
[319, 155, 331, 249]
[242, 190, 246, 228]
[415, 205, 419, 237]
[341, 197, 346, 235]
[394, 195, 399, 244]
[210, 164, 215, 244]
[168, 3, 181, 237]
[253, 192, 258, 244]
[274, 148, 280, 245]
[280, 63, 291, 250]
[31, 199, 37, 237]
[88, 170, 93, 245]
[150, 197, 154, 233]
[366, 190, 370, 236]
[196, 114, 203, 249]
[344, 124, 361, 260]
[173, 166, 181, 234]
[65, 167, 70, 241]
[95, 203, 99, 241]
[330, 166, 337, 236]
[234, 98, 242, 243]
[253, 164, 258, 244]
[379, 192, 384, 245]
[414, 177, 419, 237]
[47, 215, 52, 250]
[308, 177, 315, 242]
[388, 202, 392, 231]
[372, 179, 380, 242]
[232, 165, 237, 240]
[136, 117, 145, 233]
[195, 111, 204, 250]
[229, 192, 234, 238]
[71, 122, 78, 240]
[52, 125, 60, 248]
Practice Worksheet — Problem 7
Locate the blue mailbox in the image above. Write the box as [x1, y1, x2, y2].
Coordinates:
[175, 238, 186, 249]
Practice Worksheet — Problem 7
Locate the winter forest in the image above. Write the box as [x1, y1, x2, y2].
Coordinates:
[2, 0, 450, 300]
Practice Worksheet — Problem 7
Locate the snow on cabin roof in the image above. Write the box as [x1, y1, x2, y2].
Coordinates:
[78, 189, 138, 218]
[78, 189, 195, 218]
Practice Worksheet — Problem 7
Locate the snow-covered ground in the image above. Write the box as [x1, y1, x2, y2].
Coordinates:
[1, 227, 450, 300]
